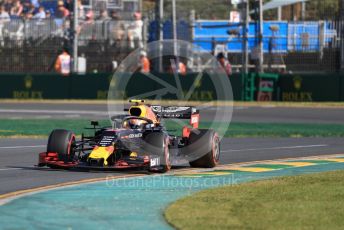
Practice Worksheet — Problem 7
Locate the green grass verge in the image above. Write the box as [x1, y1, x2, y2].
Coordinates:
[0, 119, 110, 138]
[165, 170, 344, 230]
[0, 119, 344, 138]
[2, 99, 344, 108]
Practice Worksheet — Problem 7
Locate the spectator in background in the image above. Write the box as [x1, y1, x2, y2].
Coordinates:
[45, 9, 51, 19]
[22, 1, 36, 15]
[301, 32, 309, 51]
[10, 0, 23, 18]
[54, 2, 69, 36]
[139, 50, 150, 73]
[93, 0, 106, 12]
[0, 5, 10, 46]
[178, 61, 186, 75]
[64, 0, 73, 12]
[55, 47, 71, 76]
[128, 12, 143, 49]
[110, 10, 119, 19]
[0, 5, 10, 22]
[77, 10, 94, 44]
[31, 0, 39, 9]
[24, 11, 33, 19]
[22, 0, 33, 14]
[110, 11, 125, 46]
[55, 0, 69, 19]
[84, 10, 94, 24]
[169, 58, 186, 75]
[33, 6, 46, 19]
[62, 19, 72, 44]
[250, 45, 260, 72]
[3, 0, 13, 13]
[98, 9, 110, 21]
[217, 52, 232, 76]
[77, 0, 85, 20]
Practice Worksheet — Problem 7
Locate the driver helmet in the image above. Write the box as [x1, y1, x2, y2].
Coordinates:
[123, 118, 147, 129]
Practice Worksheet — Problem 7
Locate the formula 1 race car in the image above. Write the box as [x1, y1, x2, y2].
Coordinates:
[38, 100, 220, 173]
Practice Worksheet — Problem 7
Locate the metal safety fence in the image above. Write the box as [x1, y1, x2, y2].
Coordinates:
[0, 17, 342, 74]
[0, 18, 146, 73]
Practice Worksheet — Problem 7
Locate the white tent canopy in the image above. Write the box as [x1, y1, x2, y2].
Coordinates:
[263, 0, 308, 11]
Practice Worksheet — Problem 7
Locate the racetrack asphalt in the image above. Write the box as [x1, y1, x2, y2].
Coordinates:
[1, 102, 344, 124]
[0, 101, 343, 195]
[0, 137, 343, 195]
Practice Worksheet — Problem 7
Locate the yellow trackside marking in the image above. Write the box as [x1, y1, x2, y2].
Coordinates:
[176, 171, 232, 177]
[193, 171, 232, 176]
[322, 158, 344, 163]
[205, 171, 232, 175]
[267, 161, 316, 167]
[174, 171, 201, 175]
[177, 175, 203, 178]
[225, 167, 274, 172]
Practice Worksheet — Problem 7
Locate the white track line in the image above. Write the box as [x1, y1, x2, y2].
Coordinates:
[8, 117, 23, 120]
[0, 145, 45, 149]
[0, 168, 22, 171]
[64, 114, 81, 118]
[34, 116, 52, 119]
[222, 144, 328, 153]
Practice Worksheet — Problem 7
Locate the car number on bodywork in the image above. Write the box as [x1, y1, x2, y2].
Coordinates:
[150, 157, 160, 167]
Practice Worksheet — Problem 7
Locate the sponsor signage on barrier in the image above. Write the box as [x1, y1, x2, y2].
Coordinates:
[0, 74, 70, 99]
[0, 73, 243, 101]
[280, 75, 313, 102]
[13, 75, 43, 99]
[0, 73, 343, 101]
[279, 74, 341, 102]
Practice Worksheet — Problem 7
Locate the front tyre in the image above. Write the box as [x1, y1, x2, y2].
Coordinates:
[47, 129, 76, 162]
[145, 132, 171, 173]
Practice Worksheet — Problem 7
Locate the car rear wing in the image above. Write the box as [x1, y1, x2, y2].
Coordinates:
[151, 106, 200, 137]
[151, 106, 199, 119]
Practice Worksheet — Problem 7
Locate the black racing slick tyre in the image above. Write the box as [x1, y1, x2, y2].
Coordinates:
[144, 132, 171, 173]
[188, 129, 220, 168]
[47, 129, 76, 162]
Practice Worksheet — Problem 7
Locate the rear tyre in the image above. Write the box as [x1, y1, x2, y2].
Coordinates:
[188, 129, 220, 168]
[47, 129, 76, 162]
[144, 132, 171, 173]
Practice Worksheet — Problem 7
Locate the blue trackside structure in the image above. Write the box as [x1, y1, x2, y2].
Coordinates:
[193, 20, 337, 53]
[149, 20, 337, 53]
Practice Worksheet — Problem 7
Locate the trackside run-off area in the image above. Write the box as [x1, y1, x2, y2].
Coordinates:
[1, 155, 344, 229]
